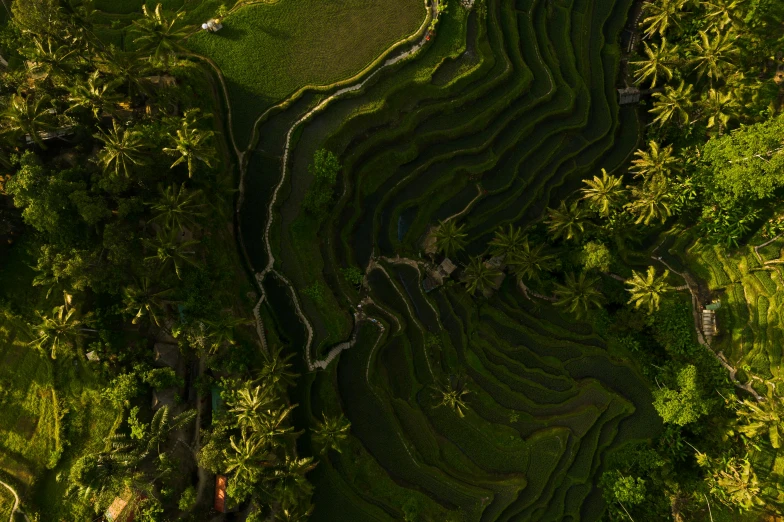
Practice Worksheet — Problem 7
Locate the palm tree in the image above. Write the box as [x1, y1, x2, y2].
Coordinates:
[272, 456, 317, 512]
[736, 387, 784, 448]
[258, 345, 299, 395]
[625, 179, 674, 225]
[275, 504, 315, 522]
[143, 228, 200, 279]
[141, 406, 197, 456]
[1, 94, 55, 148]
[711, 458, 764, 512]
[148, 183, 205, 232]
[432, 381, 470, 417]
[640, 0, 689, 38]
[163, 117, 216, 178]
[94, 121, 145, 177]
[625, 266, 671, 314]
[553, 272, 604, 319]
[122, 278, 174, 326]
[228, 384, 276, 431]
[507, 238, 555, 282]
[255, 405, 298, 448]
[651, 81, 694, 126]
[23, 36, 78, 84]
[95, 49, 150, 99]
[631, 38, 679, 88]
[131, 3, 191, 65]
[488, 224, 526, 258]
[67, 70, 122, 119]
[546, 200, 587, 241]
[30, 298, 83, 359]
[312, 414, 351, 455]
[702, 0, 743, 30]
[691, 30, 738, 83]
[224, 433, 266, 485]
[203, 315, 252, 354]
[463, 256, 502, 296]
[701, 88, 739, 135]
[580, 169, 625, 217]
[433, 220, 467, 257]
[630, 140, 679, 182]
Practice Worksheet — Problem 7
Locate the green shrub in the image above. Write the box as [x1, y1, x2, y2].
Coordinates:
[178, 486, 197, 511]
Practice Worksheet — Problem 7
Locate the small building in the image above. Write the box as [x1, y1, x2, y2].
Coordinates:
[618, 87, 641, 106]
[85, 350, 100, 362]
[201, 19, 223, 33]
[24, 126, 74, 145]
[438, 258, 457, 278]
[422, 274, 441, 293]
[702, 309, 718, 341]
[106, 497, 131, 522]
[153, 343, 179, 369]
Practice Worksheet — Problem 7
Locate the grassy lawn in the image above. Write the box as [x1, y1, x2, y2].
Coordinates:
[187, 0, 426, 146]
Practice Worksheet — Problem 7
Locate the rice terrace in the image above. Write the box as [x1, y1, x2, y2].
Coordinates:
[0, 0, 784, 520]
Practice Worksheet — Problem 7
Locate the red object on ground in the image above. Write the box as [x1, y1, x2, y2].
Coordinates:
[215, 475, 227, 513]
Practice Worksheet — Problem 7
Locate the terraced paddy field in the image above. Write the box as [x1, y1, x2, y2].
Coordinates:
[227, 0, 662, 519]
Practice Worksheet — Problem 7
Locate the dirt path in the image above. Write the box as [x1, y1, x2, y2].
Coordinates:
[0, 480, 29, 522]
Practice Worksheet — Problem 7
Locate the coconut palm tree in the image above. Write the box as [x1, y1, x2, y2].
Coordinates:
[94, 121, 145, 177]
[143, 228, 200, 279]
[258, 345, 299, 395]
[272, 456, 317, 512]
[148, 183, 205, 232]
[641, 0, 689, 38]
[95, 49, 150, 99]
[141, 406, 197, 456]
[256, 405, 298, 448]
[630, 140, 679, 182]
[432, 381, 470, 418]
[163, 117, 216, 178]
[433, 220, 467, 257]
[691, 30, 738, 83]
[711, 458, 764, 512]
[275, 504, 315, 522]
[554, 272, 604, 319]
[1, 94, 55, 148]
[546, 200, 587, 241]
[631, 38, 679, 88]
[225, 433, 266, 485]
[625, 179, 674, 225]
[701, 88, 739, 135]
[488, 224, 526, 258]
[651, 81, 694, 126]
[580, 169, 626, 217]
[463, 256, 502, 296]
[736, 387, 784, 448]
[30, 297, 83, 359]
[131, 3, 191, 65]
[507, 238, 555, 282]
[312, 414, 351, 455]
[122, 277, 174, 327]
[23, 36, 78, 84]
[625, 266, 671, 314]
[228, 383, 276, 431]
[67, 70, 123, 119]
[203, 315, 252, 354]
[702, 0, 743, 30]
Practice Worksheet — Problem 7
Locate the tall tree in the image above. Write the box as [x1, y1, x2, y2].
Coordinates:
[701, 88, 739, 135]
[625, 266, 672, 314]
[631, 38, 679, 88]
[433, 220, 467, 257]
[228, 383, 276, 431]
[488, 224, 526, 258]
[204, 315, 251, 354]
[553, 272, 604, 319]
[462, 256, 502, 296]
[580, 169, 626, 217]
[651, 81, 694, 126]
[94, 121, 145, 177]
[630, 140, 679, 182]
[625, 179, 674, 225]
[432, 381, 470, 418]
[507, 238, 555, 282]
[271, 456, 317, 512]
[691, 30, 739, 83]
[1, 94, 55, 149]
[67, 70, 123, 119]
[30, 297, 82, 359]
[311, 414, 351, 455]
[122, 278, 174, 327]
[736, 387, 784, 448]
[711, 458, 765, 512]
[640, 0, 689, 38]
[163, 114, 217, 178]
[148, 183, 205, 233]
[702, 0, 743, 30]
[143, 228, 200, 279]
[258, 345, 299, 395]
[131, 3, 191, 65]
[224, 433, 266, 487]
[546, 200, 587, 241]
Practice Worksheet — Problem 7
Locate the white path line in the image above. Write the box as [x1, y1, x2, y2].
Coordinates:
[0, 480, 29, 522]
